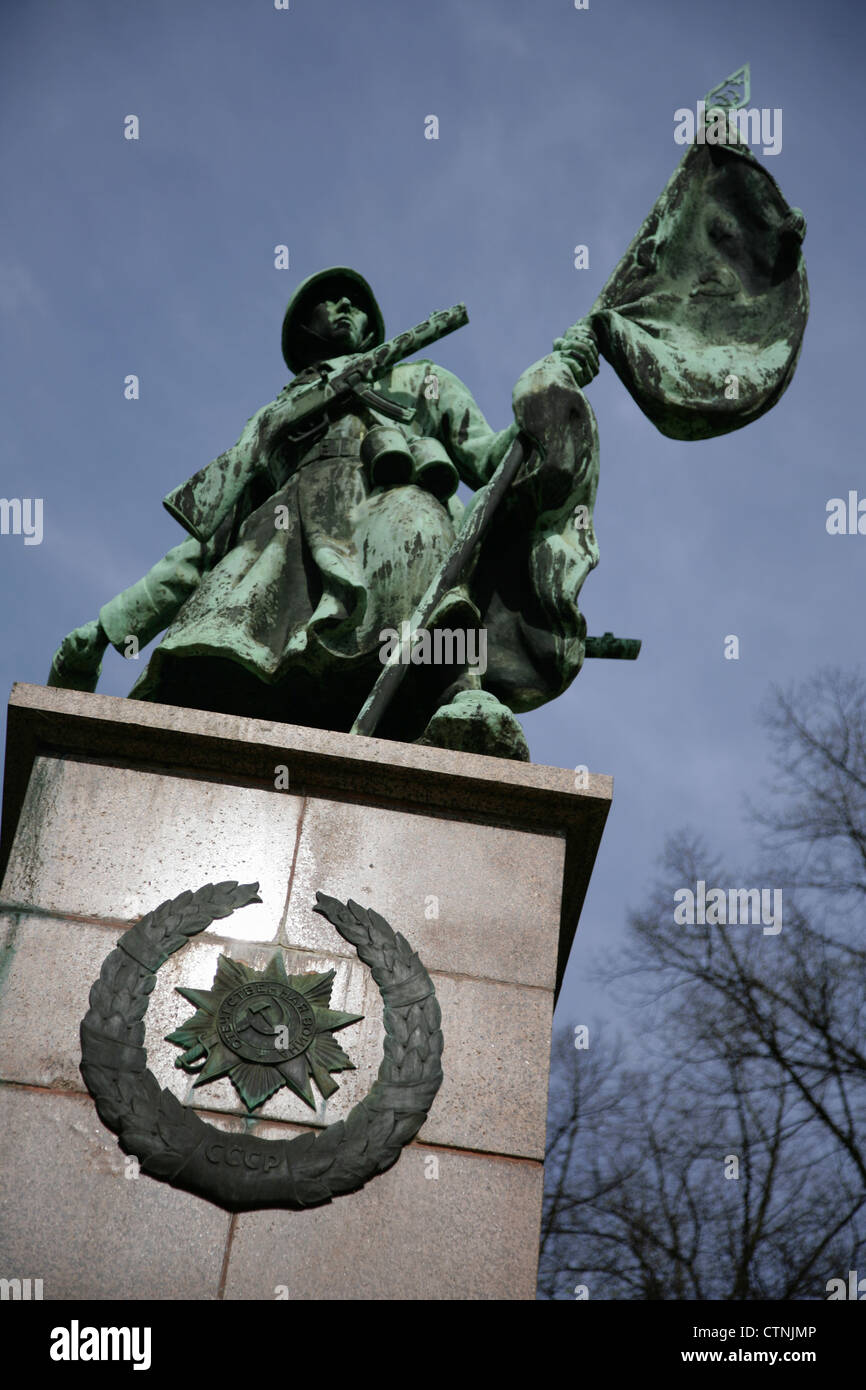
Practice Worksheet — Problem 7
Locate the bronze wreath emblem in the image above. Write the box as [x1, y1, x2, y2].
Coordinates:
[79, 882, 443, 1211]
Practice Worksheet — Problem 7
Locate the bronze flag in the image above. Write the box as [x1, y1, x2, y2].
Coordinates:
[589, 140, 809, 441]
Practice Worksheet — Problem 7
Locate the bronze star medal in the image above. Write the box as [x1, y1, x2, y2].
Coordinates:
[167, 952, 363, 1112]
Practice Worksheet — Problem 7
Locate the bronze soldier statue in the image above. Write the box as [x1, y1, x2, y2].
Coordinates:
[49, 128, 808, 761]
[49, 267, 602, 760]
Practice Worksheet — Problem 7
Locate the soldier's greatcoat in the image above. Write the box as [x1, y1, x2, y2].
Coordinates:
[99, 352, 600, 742]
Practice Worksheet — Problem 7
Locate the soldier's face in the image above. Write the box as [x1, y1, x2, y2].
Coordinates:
[306, 296, 369, 354]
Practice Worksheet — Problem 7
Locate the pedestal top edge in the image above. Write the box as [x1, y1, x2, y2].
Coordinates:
[6, 683, 613, 806]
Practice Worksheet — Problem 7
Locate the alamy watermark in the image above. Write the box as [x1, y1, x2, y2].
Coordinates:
[826, 492, 866, 535]
[379, 622, 487, 675]
[49, 1322, 151, 1370]
[826, 1270, 866, 1300]
[673, 100, 782, 157]
[0, 1277, 43, 1300]
[0, 497, 43, 545]
[674, 880, 782, 936]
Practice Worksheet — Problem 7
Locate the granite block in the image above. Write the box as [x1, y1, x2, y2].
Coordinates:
[2, 754, 301, 940]
[0, 1085, 238, 1300]
[285, 794, 564, 989]
[225, 1122, 543, 1300]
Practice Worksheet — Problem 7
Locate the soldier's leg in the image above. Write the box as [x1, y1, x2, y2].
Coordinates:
[418, 358, 599, 759]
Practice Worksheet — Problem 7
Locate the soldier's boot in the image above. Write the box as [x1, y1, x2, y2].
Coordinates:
[417, 685, 530, 761]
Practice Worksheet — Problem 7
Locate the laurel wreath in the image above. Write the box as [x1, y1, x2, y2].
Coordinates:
[79, 882, 443, 1210]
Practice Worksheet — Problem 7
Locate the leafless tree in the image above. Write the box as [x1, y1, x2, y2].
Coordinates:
[539, 670, 866, 1300]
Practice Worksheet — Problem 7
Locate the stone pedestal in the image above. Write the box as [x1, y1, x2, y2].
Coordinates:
[0, 684, 611, 1301]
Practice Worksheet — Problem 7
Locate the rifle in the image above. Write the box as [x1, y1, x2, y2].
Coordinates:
[272, 303, 469, 445]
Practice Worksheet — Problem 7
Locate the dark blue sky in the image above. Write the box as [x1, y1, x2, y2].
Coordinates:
[1, 0, 862, 1029]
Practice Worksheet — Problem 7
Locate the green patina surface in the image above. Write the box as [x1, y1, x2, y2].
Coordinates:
[49, 129, 807, 761]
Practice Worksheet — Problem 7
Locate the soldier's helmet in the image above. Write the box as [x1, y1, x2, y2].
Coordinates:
[281, 267, 386, 373]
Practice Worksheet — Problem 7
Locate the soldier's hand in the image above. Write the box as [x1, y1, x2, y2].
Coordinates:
[47, 619, 110, 692]
[553, 323, 600, 389]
